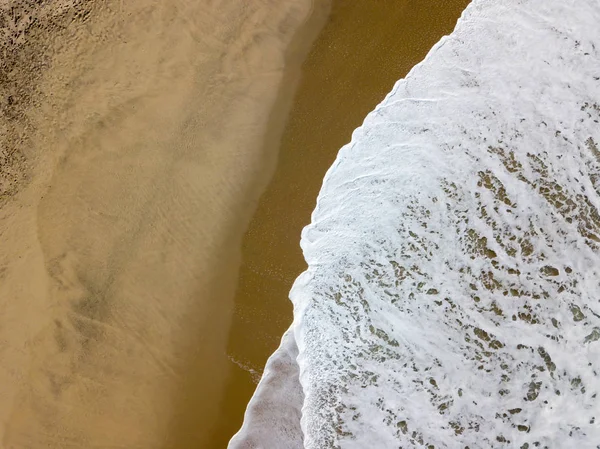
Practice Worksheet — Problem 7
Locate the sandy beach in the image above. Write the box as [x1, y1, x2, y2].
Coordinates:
[0, 0, 325, 447]
[0, 0, 472, 447]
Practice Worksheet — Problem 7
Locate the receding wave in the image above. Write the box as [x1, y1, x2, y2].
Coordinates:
[231, 0, 600, 447]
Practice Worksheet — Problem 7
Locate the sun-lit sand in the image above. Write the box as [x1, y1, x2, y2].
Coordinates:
[0, 0, 325, 447]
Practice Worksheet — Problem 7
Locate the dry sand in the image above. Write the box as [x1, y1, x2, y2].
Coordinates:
[0, 0, 327, 447]
[222, 0, 471, 443]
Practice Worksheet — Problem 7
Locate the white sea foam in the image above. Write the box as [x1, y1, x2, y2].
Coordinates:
[229, 330, 304, 448]
[231, 0, 600, 447]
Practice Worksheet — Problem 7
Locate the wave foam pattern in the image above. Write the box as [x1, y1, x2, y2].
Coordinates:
[233, 0, 600, 447]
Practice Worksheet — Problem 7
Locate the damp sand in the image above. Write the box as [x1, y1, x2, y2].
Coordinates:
[223, 0, 471, 445]
[0, 0, 327, 447]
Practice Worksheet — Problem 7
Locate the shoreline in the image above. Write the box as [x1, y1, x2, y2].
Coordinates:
[278, 1, 600, 445]
[225, 0, 471, 444]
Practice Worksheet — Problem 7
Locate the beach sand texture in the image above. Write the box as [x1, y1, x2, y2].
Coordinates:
[0, 0, 324, 447]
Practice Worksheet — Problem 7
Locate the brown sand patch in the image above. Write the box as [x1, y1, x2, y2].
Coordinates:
[0, 0, 326, 447]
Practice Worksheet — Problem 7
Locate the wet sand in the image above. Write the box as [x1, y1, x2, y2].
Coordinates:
[222, 0, 471, 444]
[0, 0, 325, 447]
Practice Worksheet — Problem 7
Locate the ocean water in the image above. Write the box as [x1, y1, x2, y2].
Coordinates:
[231, 0, 600, 447]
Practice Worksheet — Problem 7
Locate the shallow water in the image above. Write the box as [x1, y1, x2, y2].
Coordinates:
[223, 0, 470, 443]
